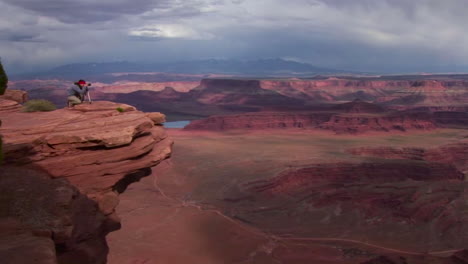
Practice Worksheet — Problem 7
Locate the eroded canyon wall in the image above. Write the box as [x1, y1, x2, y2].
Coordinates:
[0, 99, 172, 264]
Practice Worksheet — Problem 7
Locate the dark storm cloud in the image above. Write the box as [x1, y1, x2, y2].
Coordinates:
[0, 30, 43, 42]
[2, 0, 468, 73]
[2, 0, 173, 23]
[320, 0, 468, 18]
[3, 0, 227, 24]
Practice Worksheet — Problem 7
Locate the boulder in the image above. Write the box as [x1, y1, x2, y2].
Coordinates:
[0, 89, 28, 103]
[146, 112, 166, 125]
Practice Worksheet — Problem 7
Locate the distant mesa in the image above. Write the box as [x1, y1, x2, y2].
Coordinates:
[184, 112, 333, 131]
[246, 162, 464, 195]
[153, 86, 182, 99]
[347, 143, 468, 172]
[184, 99, 438, 133]
[331, 99, 386, 113]
[8, 74, 468, 129]
[161, 86, 177, 93]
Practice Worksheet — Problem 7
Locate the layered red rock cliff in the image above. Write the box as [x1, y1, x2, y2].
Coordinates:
[184, 112, 333, 130]
[0, 100, 172, 263]
[97, 81, 198, 93]
[15, 77, 468, 121]
[184, 100, 439, 133]
[347, 143, 468, 172]
[205, 78, 468, 105]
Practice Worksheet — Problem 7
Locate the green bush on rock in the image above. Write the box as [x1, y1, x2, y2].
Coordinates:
[23, 99, 57, 112]
[0, 61, 7, 95]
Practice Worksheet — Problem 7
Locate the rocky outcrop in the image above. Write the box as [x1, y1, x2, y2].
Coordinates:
[191, 79, 304, 106]
[0, 99, 22, 113]
[97, 81, 198, 93]
[184, 112, 333, 130]
[433, 111, 468, 126]
[0, 101, 173, 263]
[185, 110, 437, 133]
[233, 161, 467, 251]
[319, 112, 437, 133]
[259, 79, 403, 101]
[247, 162, 464, 195]
[332, 99, 386, 113]
[183, 98, 441, 133]
[0, 89, 28, 103]
[145, 112, 166, 125]
[1, 100, 172, 196]
[15, 77, 468, 123]
[95, 78, 467, 109]
[348, 143, 468, 172]
[0, 166, 113, 264]
[258, 79, 468, 104]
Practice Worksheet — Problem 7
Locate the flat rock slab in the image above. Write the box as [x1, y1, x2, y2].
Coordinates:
[0, 99, 22, 113]
[0, 100, 173, 201]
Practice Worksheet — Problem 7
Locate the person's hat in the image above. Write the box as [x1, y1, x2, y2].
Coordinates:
[77, 79, 86, 85]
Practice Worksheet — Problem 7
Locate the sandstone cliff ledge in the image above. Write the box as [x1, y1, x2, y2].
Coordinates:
[0, 100, 172, 263]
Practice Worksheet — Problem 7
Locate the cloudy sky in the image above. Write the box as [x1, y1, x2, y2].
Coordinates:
[1, 0, 468, 73]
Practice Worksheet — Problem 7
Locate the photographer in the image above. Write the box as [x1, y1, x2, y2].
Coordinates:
[67, 79, 90, 107]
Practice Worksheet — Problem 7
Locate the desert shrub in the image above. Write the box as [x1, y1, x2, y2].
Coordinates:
[0, 61, 7, 95]
[23, 99, 57, 112]
[116, 107, 124, 113]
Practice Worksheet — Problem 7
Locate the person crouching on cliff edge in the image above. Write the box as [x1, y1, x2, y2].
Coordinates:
[68, 79, 89, 107]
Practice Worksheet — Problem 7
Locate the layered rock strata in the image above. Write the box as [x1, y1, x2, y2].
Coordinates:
[347, 143, 468, 172]
[184, 111, 438, 133]
[0, 99, 22, 113]
[0, 89, 28, 103]
[235, 161, 467, 251]
[0, 101, 172, 263]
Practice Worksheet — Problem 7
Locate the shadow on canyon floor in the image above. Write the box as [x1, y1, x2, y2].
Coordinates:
[108, 128, 468, 264]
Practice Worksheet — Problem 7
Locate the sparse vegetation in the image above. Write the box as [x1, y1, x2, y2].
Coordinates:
[0, 60, 7, 95]
[22, 99, 57, 112]
[116, 107, 124, 113]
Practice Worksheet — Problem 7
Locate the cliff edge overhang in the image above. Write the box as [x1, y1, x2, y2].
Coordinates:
[0, 99, 172, 263]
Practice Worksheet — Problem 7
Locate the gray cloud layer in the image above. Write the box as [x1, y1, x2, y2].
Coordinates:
[1, 0, 467, 73]
[2, 0, 171, 23]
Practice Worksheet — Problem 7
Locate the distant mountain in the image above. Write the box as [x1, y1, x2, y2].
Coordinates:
[14, 59, 350, 80]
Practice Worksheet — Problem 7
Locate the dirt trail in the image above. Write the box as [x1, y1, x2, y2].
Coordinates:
[108, 130, 467, 264]
[151, 166, 462, 258]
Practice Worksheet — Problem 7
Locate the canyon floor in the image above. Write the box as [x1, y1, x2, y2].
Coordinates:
[107, 128, 468, 264]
